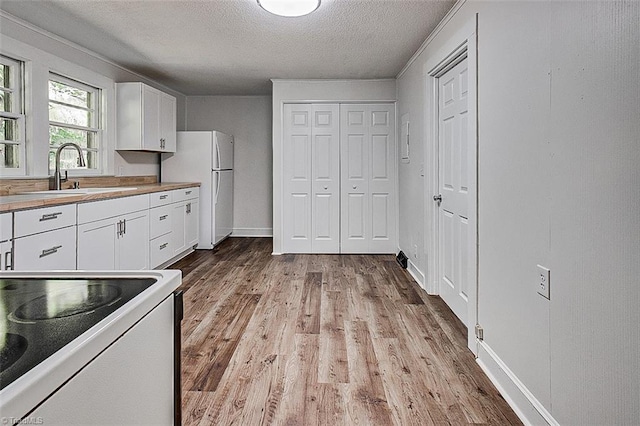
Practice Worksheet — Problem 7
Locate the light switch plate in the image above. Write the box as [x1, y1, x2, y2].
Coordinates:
[537, 265, 550, 299]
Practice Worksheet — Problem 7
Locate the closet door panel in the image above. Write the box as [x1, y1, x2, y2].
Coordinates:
[311, 104, 340, 253]
[368, 104, 396, 253]
[284, 104, 313, 252]
[341, 104, 370, 253]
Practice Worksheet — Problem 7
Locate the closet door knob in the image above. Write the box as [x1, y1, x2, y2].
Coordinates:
[323, 186, 328, 190]
[353, 185, 357, 190]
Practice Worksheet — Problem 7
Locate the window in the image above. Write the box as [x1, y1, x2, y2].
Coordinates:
[0, 55, 25, 174]
[48, 74, 101, 173]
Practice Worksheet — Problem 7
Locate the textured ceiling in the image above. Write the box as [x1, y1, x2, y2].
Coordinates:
[0, 0, 455, 95]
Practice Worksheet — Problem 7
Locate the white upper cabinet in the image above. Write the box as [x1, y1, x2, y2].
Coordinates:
[116, 82, 176, 152]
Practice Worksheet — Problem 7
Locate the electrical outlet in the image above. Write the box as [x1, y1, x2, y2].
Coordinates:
[537, 265, 550, 299]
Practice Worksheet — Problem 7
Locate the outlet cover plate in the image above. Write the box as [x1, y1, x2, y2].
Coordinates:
[537, 265, 550, 299]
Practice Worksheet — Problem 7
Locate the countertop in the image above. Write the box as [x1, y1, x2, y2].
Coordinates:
[0, 182, 200, 213]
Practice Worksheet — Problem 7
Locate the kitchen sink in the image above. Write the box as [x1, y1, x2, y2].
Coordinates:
[21, 187, 138, 195]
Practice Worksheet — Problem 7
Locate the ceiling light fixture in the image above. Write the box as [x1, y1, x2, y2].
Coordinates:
[257, 0, 321, 17]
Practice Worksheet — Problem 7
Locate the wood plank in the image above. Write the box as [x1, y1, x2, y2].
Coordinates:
[318, 290, 349, 383]
[296, 272, 322, 334]
[344, 320, 395, 425]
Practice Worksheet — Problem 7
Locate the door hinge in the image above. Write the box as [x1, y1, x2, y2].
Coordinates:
[475, 324, 484, 341]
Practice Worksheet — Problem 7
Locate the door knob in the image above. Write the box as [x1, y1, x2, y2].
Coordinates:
[433, 194, 442, 203]
[353, 185, 357, 190]
[323, 186, 328, 190]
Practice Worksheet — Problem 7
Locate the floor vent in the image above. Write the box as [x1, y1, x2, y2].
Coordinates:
[396, 251, 408, 269]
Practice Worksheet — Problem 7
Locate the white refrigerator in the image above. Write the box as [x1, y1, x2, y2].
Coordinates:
[161, 131, 234, 249]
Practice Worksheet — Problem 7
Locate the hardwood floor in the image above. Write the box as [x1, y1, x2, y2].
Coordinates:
[170, 238, 521, 425]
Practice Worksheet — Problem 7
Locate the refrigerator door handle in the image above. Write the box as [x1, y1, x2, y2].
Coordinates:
[215, 138, 221, 170]
[214, 171, 221, 205]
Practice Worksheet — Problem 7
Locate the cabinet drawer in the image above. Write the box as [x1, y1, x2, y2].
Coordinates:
[78, 194, 149, 225]
[150, 191, 173, 208]
[13, 227, 76, 271]
[14, 204, 76, 238]
[0, 212, 12, 242]
[173, 187, 199, 203]
[149, 234, 173, 269]
[149, 205, 172, 240]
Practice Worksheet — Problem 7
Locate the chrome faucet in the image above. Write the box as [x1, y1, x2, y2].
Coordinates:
[50, 143, 86, 190]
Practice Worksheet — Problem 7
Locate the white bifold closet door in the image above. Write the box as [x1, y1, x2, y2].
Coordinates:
[283, 103, 340, 253]
[341, 104, 396, 254]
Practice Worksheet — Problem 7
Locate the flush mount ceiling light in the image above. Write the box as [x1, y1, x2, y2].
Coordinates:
[258, 0, 321, 17]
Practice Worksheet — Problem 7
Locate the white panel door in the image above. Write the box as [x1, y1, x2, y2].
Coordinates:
[283, 104, 313, 252]
[311, 104, 340, 253]
[341, 104, 396, 254]
[437, 58, 469, 326]
[284, 104, 340, 253]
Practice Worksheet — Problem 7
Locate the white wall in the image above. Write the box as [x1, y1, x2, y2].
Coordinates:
[271, 79, 397, 254]
[0, 12, 187, 178]
[186, 96, 273, 236]
[396, 1, 640, 424]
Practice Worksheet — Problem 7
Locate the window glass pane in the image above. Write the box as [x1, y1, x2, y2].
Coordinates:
[49, 125, 96, 149]
[48, 80, 90, 108]
[49, 102, 92, 127]
[0, 143, 20, 169]
[1, 117, 18, 141]
[48, 147, 96, 172]
[0, 64, 8, 89]
[0, 91, 11, 113]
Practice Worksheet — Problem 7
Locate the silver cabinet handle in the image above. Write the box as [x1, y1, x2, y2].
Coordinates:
[185, 190, 192, 195]
[4, 251, 12, 270]
[123, 218, 126, 235]
[186, 203, 191, 214]
[39, 212, 62, 222]
[160, 242, 168, 250]
[40, 245, 62, 258]
[433, 194, 442, 203]
[159, 194, 168, 200]
[159, 214, 168, 221]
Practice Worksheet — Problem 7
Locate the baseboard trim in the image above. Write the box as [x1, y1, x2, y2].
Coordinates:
[231, 228, 273, 237]
[406, 259, 426, 290]
[477, 341, 557, 426]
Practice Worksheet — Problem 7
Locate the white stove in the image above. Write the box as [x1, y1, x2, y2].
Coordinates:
[0, 270, 182, 425]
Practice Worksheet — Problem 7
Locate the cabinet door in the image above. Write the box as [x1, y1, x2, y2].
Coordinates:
[160, 93, 176, 152]
[171, 202, 186, 257]
[142, 85, 161, 151]
[13, 227, 76, 271]
[1, 240, 12, 271]
[185, 200, 199, 249]
[118, 211, 149, 270]
[78, 218, 117, 270]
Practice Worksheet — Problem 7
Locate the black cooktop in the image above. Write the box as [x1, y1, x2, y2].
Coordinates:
[0, 278, 156, 391]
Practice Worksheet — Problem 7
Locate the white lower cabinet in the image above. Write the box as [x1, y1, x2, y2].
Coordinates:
[149, 188, 199, 269]
[171, 199, 199, 258]
[0, 212, 12, 270]
[1, 241, 12, 271]
[13, 226, 76, 270]
[12, 205, 77, 271]
[77, 194, 150, 271]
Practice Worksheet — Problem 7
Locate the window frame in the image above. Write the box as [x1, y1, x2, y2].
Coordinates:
[48, 72, 102, 175]
[0, 54, 26, 176]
